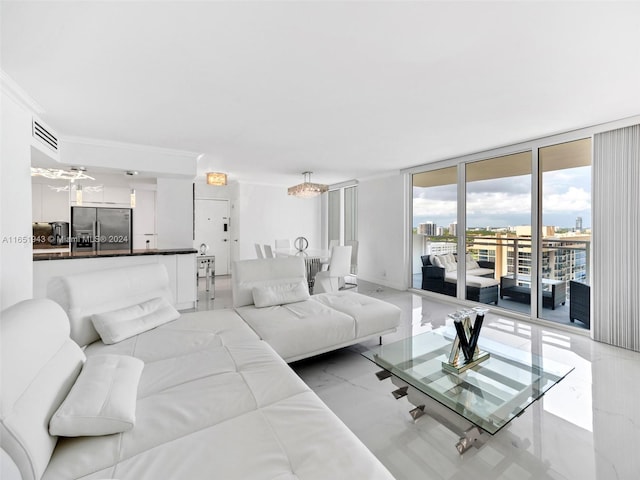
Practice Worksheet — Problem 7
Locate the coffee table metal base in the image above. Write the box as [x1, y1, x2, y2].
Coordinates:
[384, 375, 489, 454]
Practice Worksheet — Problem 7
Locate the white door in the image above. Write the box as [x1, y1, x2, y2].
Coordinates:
[194, 199, 230, 275]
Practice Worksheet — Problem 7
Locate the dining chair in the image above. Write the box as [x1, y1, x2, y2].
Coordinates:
[255, 244, 264, 259]
[313, 245, 352, 294]
[263, 244, 274, 258]
[275, 239, 290, 250]
[344, 240, 359, 288]
[320, 239, 340, 271]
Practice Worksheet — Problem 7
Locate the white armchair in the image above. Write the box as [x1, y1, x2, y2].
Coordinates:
[313, 245, 352, 294]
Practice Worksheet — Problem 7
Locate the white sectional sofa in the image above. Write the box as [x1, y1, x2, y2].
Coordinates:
[232, 257, 401, 362]
[1, 262, 397, 480]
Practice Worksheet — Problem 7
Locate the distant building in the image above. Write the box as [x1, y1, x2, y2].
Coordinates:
[418, 222, 437, 236]
[576, 216, 583, 231]
[449, 222, 457, 236]
[428, 241, 457, 256]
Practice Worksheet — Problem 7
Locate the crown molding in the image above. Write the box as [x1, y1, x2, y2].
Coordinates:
[0, 70, 45, 114]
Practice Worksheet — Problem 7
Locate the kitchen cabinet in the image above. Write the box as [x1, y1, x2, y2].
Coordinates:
[132, 189, 157, 249]
[33, 251, 197, 310]
[43, 188, 70, 222]
[32, 183, 70, 222]
[103, 186, 130, 205]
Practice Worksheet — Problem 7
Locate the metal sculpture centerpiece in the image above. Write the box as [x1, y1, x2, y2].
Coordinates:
[443, 307, 490, 374]
[294, 236, 309, 252]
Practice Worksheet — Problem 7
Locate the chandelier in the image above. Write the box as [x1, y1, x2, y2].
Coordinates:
[30, 167, 95, 182]
[287, 172, 328, 198]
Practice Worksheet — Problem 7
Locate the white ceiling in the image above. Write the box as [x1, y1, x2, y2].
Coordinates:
[3, 1, 640, 186]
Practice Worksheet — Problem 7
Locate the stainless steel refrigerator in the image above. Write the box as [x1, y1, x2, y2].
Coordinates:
[71, 207, 132, 252]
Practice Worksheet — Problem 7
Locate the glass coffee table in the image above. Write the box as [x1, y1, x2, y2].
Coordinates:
[362, 327, 573, 453]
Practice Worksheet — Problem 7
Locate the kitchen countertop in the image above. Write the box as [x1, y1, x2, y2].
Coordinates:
[33, 248, 198, 261]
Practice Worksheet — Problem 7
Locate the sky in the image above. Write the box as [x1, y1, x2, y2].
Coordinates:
[413, 166, 591, 230]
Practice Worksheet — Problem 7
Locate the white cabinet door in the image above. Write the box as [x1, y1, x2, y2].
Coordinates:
[132, 190, 156, 249]
[73, 184, 103, 205]
[42, 187, 70, 222]
[157, 254, 196, 310]
[103, 187, 130, 206]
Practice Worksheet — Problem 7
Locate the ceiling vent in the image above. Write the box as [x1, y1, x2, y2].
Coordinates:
[32, 118, 58, 152]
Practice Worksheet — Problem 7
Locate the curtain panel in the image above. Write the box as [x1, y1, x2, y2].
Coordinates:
[593, 124, 640, 351]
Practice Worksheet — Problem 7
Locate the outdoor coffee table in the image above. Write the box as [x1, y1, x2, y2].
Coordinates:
[362, 327, 573, 453]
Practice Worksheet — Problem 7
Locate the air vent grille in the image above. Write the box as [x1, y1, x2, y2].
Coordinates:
[32, 119, 58, 152]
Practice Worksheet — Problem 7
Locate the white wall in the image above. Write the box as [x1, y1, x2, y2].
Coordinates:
[357, 173, 408, 290]
[236, 183, 321, 260]
[156, 178, 194, 249]
[1, 92, 34, 309]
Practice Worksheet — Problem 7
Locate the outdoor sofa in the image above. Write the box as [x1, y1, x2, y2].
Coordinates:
[421, 253, 499, 305]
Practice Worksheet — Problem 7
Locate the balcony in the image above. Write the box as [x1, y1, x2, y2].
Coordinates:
[413, 233, 590, 330]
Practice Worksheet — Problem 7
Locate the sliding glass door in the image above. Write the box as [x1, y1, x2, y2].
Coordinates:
[412, 166, 457, 290]
[466, 152, 532, 312]
[539, 138, 591, 325]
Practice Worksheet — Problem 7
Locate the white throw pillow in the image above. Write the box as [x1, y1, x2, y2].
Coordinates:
[435, 254, 456, 272]
[252, 280, 310, 307]
[466, 253, 480, 270]
[49, 354, 144, 437]
[91, 297, 180, 344]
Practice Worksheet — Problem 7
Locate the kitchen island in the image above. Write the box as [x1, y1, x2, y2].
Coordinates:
[33, 248, 198, 310]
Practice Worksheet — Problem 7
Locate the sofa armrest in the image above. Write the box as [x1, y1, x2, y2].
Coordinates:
[422, 265, 445, 279]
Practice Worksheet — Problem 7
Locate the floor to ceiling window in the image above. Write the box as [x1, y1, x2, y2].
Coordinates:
[539, 138, 591, 327]
[328, 183, 358, 248]
[410, 136, 592, 331]
[412, 166, 457, 290]
[466, 152, 532, 312]
[328, 189, 340, 247]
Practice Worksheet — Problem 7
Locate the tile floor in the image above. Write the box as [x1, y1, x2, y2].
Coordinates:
[196, 276, 640, 480]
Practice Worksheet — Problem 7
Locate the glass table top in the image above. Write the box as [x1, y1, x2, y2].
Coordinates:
[362, 327, 574, 435]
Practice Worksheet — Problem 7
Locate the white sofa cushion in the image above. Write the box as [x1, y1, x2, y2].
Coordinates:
[91, 297, 180, 344]
[47, 264, 174, 347]
[444, 272, 498, 288]
[466, 267, 495, 277]
[1, 299, 85, 480]
[312, 291, 401, 338]
[232, 257, 307, 307]
[465, 253, 480, 270]
[44, 343, 394, 480]
[84, 309, 260, 361]
[252, 280, 310, 308]
[236, 300, 356, 362]
[433, 254, 456, 272]
[49, 355, 144, 437]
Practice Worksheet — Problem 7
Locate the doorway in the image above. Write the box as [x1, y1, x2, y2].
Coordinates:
[194, 199, 230, 275]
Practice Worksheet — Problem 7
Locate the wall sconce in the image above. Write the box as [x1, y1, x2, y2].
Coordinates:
[206, 172, 227, 186]
[130, 189, 136, 208]
[76, 184, 83, 205]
